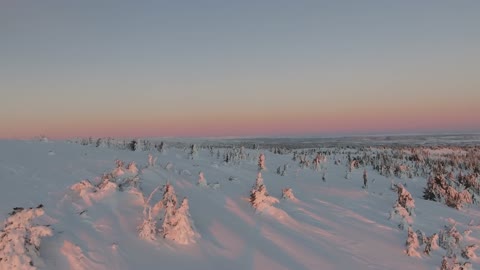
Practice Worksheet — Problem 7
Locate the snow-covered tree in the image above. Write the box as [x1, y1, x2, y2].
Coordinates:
[424, 233, 439, 255]
[282, 188, 296, 201]
[112, 160, 126, 177]
[254, 172, 264, 190]
[363, 169, 368, 188]
[0, 205, 53, 270]
[197, 172, 207, 187]
[157, 141, 167, 153]
[161, 183, 178, 209]
[147, 154, 157, 167]
[396, 183, 415, 215]
[439, 223, 463, 257]
[162, 198, 199, 245]
[138, 186, 162, 241]
[405, 226, 420, 257]
[258, 153, 266, 171]
[390, 184, 415, 230]
[461, 244, 478, 259]
[190, 144, 198, 159]
[250, 173, 278, 211]
[127, 161, 138, 174]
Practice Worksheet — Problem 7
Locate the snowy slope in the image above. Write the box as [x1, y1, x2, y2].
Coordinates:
[1, 140, 479, 270]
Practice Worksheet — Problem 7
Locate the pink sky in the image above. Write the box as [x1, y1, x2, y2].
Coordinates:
[2, 98, 478, 139]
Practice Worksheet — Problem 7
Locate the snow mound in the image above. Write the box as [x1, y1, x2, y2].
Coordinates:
[0, 205, 52, 270]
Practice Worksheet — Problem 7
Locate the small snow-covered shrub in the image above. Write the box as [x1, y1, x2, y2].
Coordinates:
[0, 205, 52, 270]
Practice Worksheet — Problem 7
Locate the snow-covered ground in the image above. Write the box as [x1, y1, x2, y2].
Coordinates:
[1, 139, 479, 270]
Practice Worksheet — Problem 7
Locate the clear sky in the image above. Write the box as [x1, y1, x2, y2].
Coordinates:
[1, 1, 479, 139]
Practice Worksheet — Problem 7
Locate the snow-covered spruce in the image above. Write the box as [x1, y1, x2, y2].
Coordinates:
[147, 154, 157, 167]
[258, 153, 266, 171]
[282, 188, 296, 201]
[254, 172, 264, 190]
[405, 226, 421, 257]
[416, 229, 427, 246]
[396, 183, 415, 215]
[312, 153, 326, 171]
[250, 172, 279, 211]
[439, 223, 463, 256]
[363, 169, 368, 188]
[424, 233, 439, 255]
[162, 198, 200, 245]
[389, 183, 415, 230]
[127, 161, 138, 174]
[440, 256, 473, 270]
[189, 144, 198, 159]
[276, 164, 288, 176]
[424, 174, 473, 210]
[138, 185, 162, 241]
[0, 205, 52, 270]
[112, 159, 126, 177]
[197, 172, 207, 187]
[461, 244, 478, 259]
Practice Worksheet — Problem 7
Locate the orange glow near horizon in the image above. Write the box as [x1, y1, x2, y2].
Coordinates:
[2, 98, 479, 139]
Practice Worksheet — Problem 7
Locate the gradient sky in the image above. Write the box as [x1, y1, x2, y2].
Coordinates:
[1, 1, 479, 139]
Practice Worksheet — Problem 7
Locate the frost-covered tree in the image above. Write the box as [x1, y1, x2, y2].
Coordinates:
[424, 174, 473, 209]
[138, 186, 162, 241]
[396, 183, 415, 215]
[197, 172, 207, 187]
[250, 173, 279, 211]
[312, 153, 326, 171]
[254, 172, 264, 190]
[282, 188, 296, 201]
[157, 141, 167, 153]
[363, 169, 368, 189]
[390, 184, 415, 230]
[258, 153, 266, 171]
[0, 205, 53, 270]
[190, 144, 198, 159]
[128, 140, 137, 151]
[127, 161, 138, 174]
[461, 244, 478, 259]
[147, 154, 157, 167]
[439, 223, 463, 257]
[424, 233, 439, 255]
[112, 160, 126, 177]
[162, 198, 199, 245]
[161, 200, 176, 238]
[405, 226, 420, 257]
[161, 183, 178, 209]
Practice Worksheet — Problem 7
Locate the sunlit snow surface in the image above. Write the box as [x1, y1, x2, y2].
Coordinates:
[1, 136, 480, 270]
